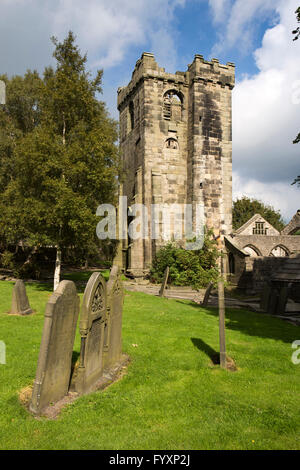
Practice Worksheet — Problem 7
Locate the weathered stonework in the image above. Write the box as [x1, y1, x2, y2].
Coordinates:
[117, 53, 235, 275]
[225, 211, 300, 292]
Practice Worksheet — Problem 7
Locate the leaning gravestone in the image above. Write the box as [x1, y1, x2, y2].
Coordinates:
[10, 280, 33, 315]
[29, 281, 79, 415]
[103, 266, 124, 370]
[71, 272, 107, 395]
[159, 266, 170, 297]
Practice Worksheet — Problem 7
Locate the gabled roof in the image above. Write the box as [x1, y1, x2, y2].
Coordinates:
[234, 213, 279, 235]
[281, 210, 300, 235]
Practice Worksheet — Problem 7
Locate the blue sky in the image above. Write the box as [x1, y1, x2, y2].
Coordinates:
[0, 0, 299, 221]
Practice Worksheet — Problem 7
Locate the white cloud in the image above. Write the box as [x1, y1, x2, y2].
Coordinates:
[0, 0, 186, 74]
[233, 0, 300, 187]
[210, 0, 280, 54]
[209, 0, 232, 24]
[233, 172, 300, 222]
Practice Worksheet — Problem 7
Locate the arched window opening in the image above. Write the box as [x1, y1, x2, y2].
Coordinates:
[244, 245, 261, 257]
[270, 245, 289, 257]
[229, 253, 235, 274]
[163, 90, 182, 121]
[165, 138, 178, 149]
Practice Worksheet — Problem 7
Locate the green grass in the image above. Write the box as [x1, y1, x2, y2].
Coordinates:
[0, 280, 300, 450]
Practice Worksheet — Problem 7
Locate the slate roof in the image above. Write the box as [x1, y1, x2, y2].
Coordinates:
[271, 254, 300, 282]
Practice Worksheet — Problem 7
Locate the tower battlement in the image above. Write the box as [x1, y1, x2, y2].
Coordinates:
[118, 53, 235, 110]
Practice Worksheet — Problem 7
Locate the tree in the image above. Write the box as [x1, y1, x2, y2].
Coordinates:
[232, 197, 285, 232]
[149, 229, 220, 289]
[292, 6, 300, 41]
[0, 32, 119, 289]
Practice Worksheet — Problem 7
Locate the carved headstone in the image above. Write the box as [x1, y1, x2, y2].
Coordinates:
[202, 282, 214, 307]
[159, 266, 170, 297]
[71, 272, 107, 395]
[104, 266, 124, 370]
[29, 281, 79, 415]
[10, 280, 33, 315]
[0, 80, 5, 105]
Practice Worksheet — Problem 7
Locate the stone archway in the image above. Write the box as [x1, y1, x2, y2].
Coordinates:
[269, 245, 289, 257]
[243, 245, 262, 257]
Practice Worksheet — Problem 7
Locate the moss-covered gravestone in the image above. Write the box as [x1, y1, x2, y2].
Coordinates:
[103, 266, 124, 370]
[71, 273, 107, 395]
[29, 281, 79, 415]
[10, 280, 33, 315]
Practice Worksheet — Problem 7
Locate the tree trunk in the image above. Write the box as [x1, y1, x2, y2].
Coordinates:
[54, 247, 62, 291]
[20, 245, 38, 271]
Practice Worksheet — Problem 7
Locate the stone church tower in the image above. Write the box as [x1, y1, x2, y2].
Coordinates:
[117, 53, 235, 276]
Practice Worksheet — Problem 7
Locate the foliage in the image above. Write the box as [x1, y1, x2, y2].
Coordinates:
[0, 250, 14, 269]
[0, 282, 300, 449]
[150, 230, 220, 289]
[292, 6, 300, 41]
[232, 197, 285, 231]
[0, 32, 119, 276]
[292, 7, 300, 185]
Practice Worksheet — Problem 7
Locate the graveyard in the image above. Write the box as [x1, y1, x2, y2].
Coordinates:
[0, 276, 300, 450]
[0, 5, 300, 453]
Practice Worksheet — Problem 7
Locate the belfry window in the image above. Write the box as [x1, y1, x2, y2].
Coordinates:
[163, 91, 182, 121]
[129, 101, 134, 131]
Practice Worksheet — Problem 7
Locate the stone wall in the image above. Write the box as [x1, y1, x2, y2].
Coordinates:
[230, 255, 288, 292]
[232, 234, 300, 257]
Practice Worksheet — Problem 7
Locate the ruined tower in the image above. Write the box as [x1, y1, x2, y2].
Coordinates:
[117, 53, 235, 276]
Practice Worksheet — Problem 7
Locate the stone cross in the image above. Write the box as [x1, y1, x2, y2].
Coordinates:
[0, 80, 5, 105]
[29, 281, 79, 415]
[159, 266, 170, 297]
[104, 266, 124, 370]
[10, 280, 33, 315]
[71, 272, 107, 395]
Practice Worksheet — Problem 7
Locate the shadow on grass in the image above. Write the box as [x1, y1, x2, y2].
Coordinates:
[191, 337, 219, 363]
[176, 300, 298, 345]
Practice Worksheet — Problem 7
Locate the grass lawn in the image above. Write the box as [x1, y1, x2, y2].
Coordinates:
[0, 280, 299, 450]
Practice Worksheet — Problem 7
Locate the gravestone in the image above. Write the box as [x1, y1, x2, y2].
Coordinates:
[159, 266, 170, 297]
[29, 281, 79, 415]
[10, 280, 33, 315]
[202, 282, 213, 307]
[71, 272, 107, 395]
[276, 285, 289, 315]
[103, 266, 124, 370]
[267, 289, 279, 315]
[260, 283, 272, 312]
[0, 80, 5, 105]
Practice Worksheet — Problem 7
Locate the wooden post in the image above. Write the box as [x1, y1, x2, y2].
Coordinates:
[218, 253, 226, 369]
